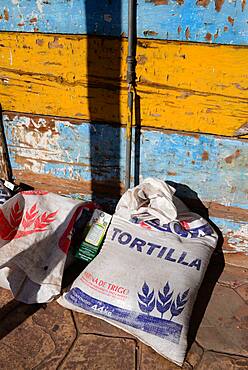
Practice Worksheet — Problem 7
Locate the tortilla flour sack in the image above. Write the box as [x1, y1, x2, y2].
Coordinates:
[58, 180, 218, 366]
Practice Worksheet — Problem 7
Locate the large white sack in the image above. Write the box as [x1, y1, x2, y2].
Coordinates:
[115, 177, 177, 224]
[58, 209, 218, 365]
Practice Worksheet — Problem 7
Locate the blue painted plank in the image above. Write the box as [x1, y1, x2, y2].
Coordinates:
[3, 114, 248, 210]
[138, 0, 248, 45]
[3, 113, 247, 253]
[210, 217, 247, 253]
[140, 130, 248, 209]
[0, 0, 247, 45]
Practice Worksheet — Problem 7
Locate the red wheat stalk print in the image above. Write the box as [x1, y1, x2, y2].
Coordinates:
[34, 210, 58, 230]
[10, 201, 23, 228]
[22, 203, 39, 229]
[0, 201, 24, 240]
[0, 201, 58, 240]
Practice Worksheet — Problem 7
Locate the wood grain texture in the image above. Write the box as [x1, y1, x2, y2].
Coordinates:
[0, 33, 247, 136]
[3, 112, 247, 210]
[2, 112, 247, 254]
[0, 0, 247, 45]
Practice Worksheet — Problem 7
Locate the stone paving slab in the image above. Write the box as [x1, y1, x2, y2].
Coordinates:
[196, 285, 248, 356]
[0, 259, 247, 370]
[224, 253, 248, 269]
[0, 299, 76, 370]
[60, 335, 136, 370]
[197, 351, 248, 369]
[0, 288, 19, 321]
[218, 265, 248, 289]
[236, 284, 248, 303]
[184, 342, 204, 369]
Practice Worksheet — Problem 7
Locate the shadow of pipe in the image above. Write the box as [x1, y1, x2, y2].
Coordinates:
[85, 1, 122, 203]
[134, 93, 141, 186]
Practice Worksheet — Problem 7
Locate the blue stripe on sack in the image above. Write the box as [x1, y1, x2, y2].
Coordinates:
[65, 287, 182, 344]
[144, 220, 213, 238]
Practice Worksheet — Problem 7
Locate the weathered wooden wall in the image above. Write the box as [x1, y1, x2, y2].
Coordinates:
[3, 112, 248, 257]
[0, 0, 247, 44]
[0, 1, 247, 261]
[4, 113, 248, 203]
[0, 33, 247, 136]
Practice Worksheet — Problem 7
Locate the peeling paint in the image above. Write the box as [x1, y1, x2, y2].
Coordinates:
[2, 113, 247, 254]
[236, 224, 248, 238]
[48, 37, 63, 49]
[143, 30, 158, 36]
[146, 0, 169, 5]
[0, 33, 247, 137]
[214, 29, 219, 39]
[137, 54, 147, 65]
[228, 16, 234, 26]
[217, 220, 248, 254]
[36, 0, 44, 14]
[196, 0, 211, 8]
[0, 0, 247, 45]
[3, 113, 247, 209]
[215, 0, 225, 12]
[36, 38, 44, 46]
[185, 27, 190, 40]
[225, 149, 241, 164]
[0, 1, 246, 260]
[3, 8, 9, 21]
[235, 123, 248, 136]
[202, 150, 209, 160]
[204, 32, 212, 42]
[242, 0, 246, 12]
[29, 17, 38, 24]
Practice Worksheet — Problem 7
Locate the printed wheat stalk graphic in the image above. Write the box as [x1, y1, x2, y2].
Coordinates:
[170, 289, 189, 321]
[137, 282, 190, 322]
[137, 282, 155, 316]
[156, 282, 173, 319]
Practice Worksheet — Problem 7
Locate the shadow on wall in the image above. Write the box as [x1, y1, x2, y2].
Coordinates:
[85, 1, 122, 203]
[0, 1, 125, 341]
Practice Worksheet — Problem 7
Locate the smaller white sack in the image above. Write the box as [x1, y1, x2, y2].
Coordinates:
[58, 180, 218, 366]
[0, 190, 85, 303]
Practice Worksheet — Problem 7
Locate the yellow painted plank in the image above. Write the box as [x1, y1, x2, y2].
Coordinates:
[0, 33, 247, 136]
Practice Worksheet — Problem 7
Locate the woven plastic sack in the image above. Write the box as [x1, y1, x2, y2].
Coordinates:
[0, 190, 91, 303]
[58, 180, 218, 366]
[0, 180, 12, 205]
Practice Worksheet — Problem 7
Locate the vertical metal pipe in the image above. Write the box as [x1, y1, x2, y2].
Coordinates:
[0, 104, 13, 182]
[125, 86, 133, 190]
[125, 0, 136, 191]
[127, 0, 136, 86]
